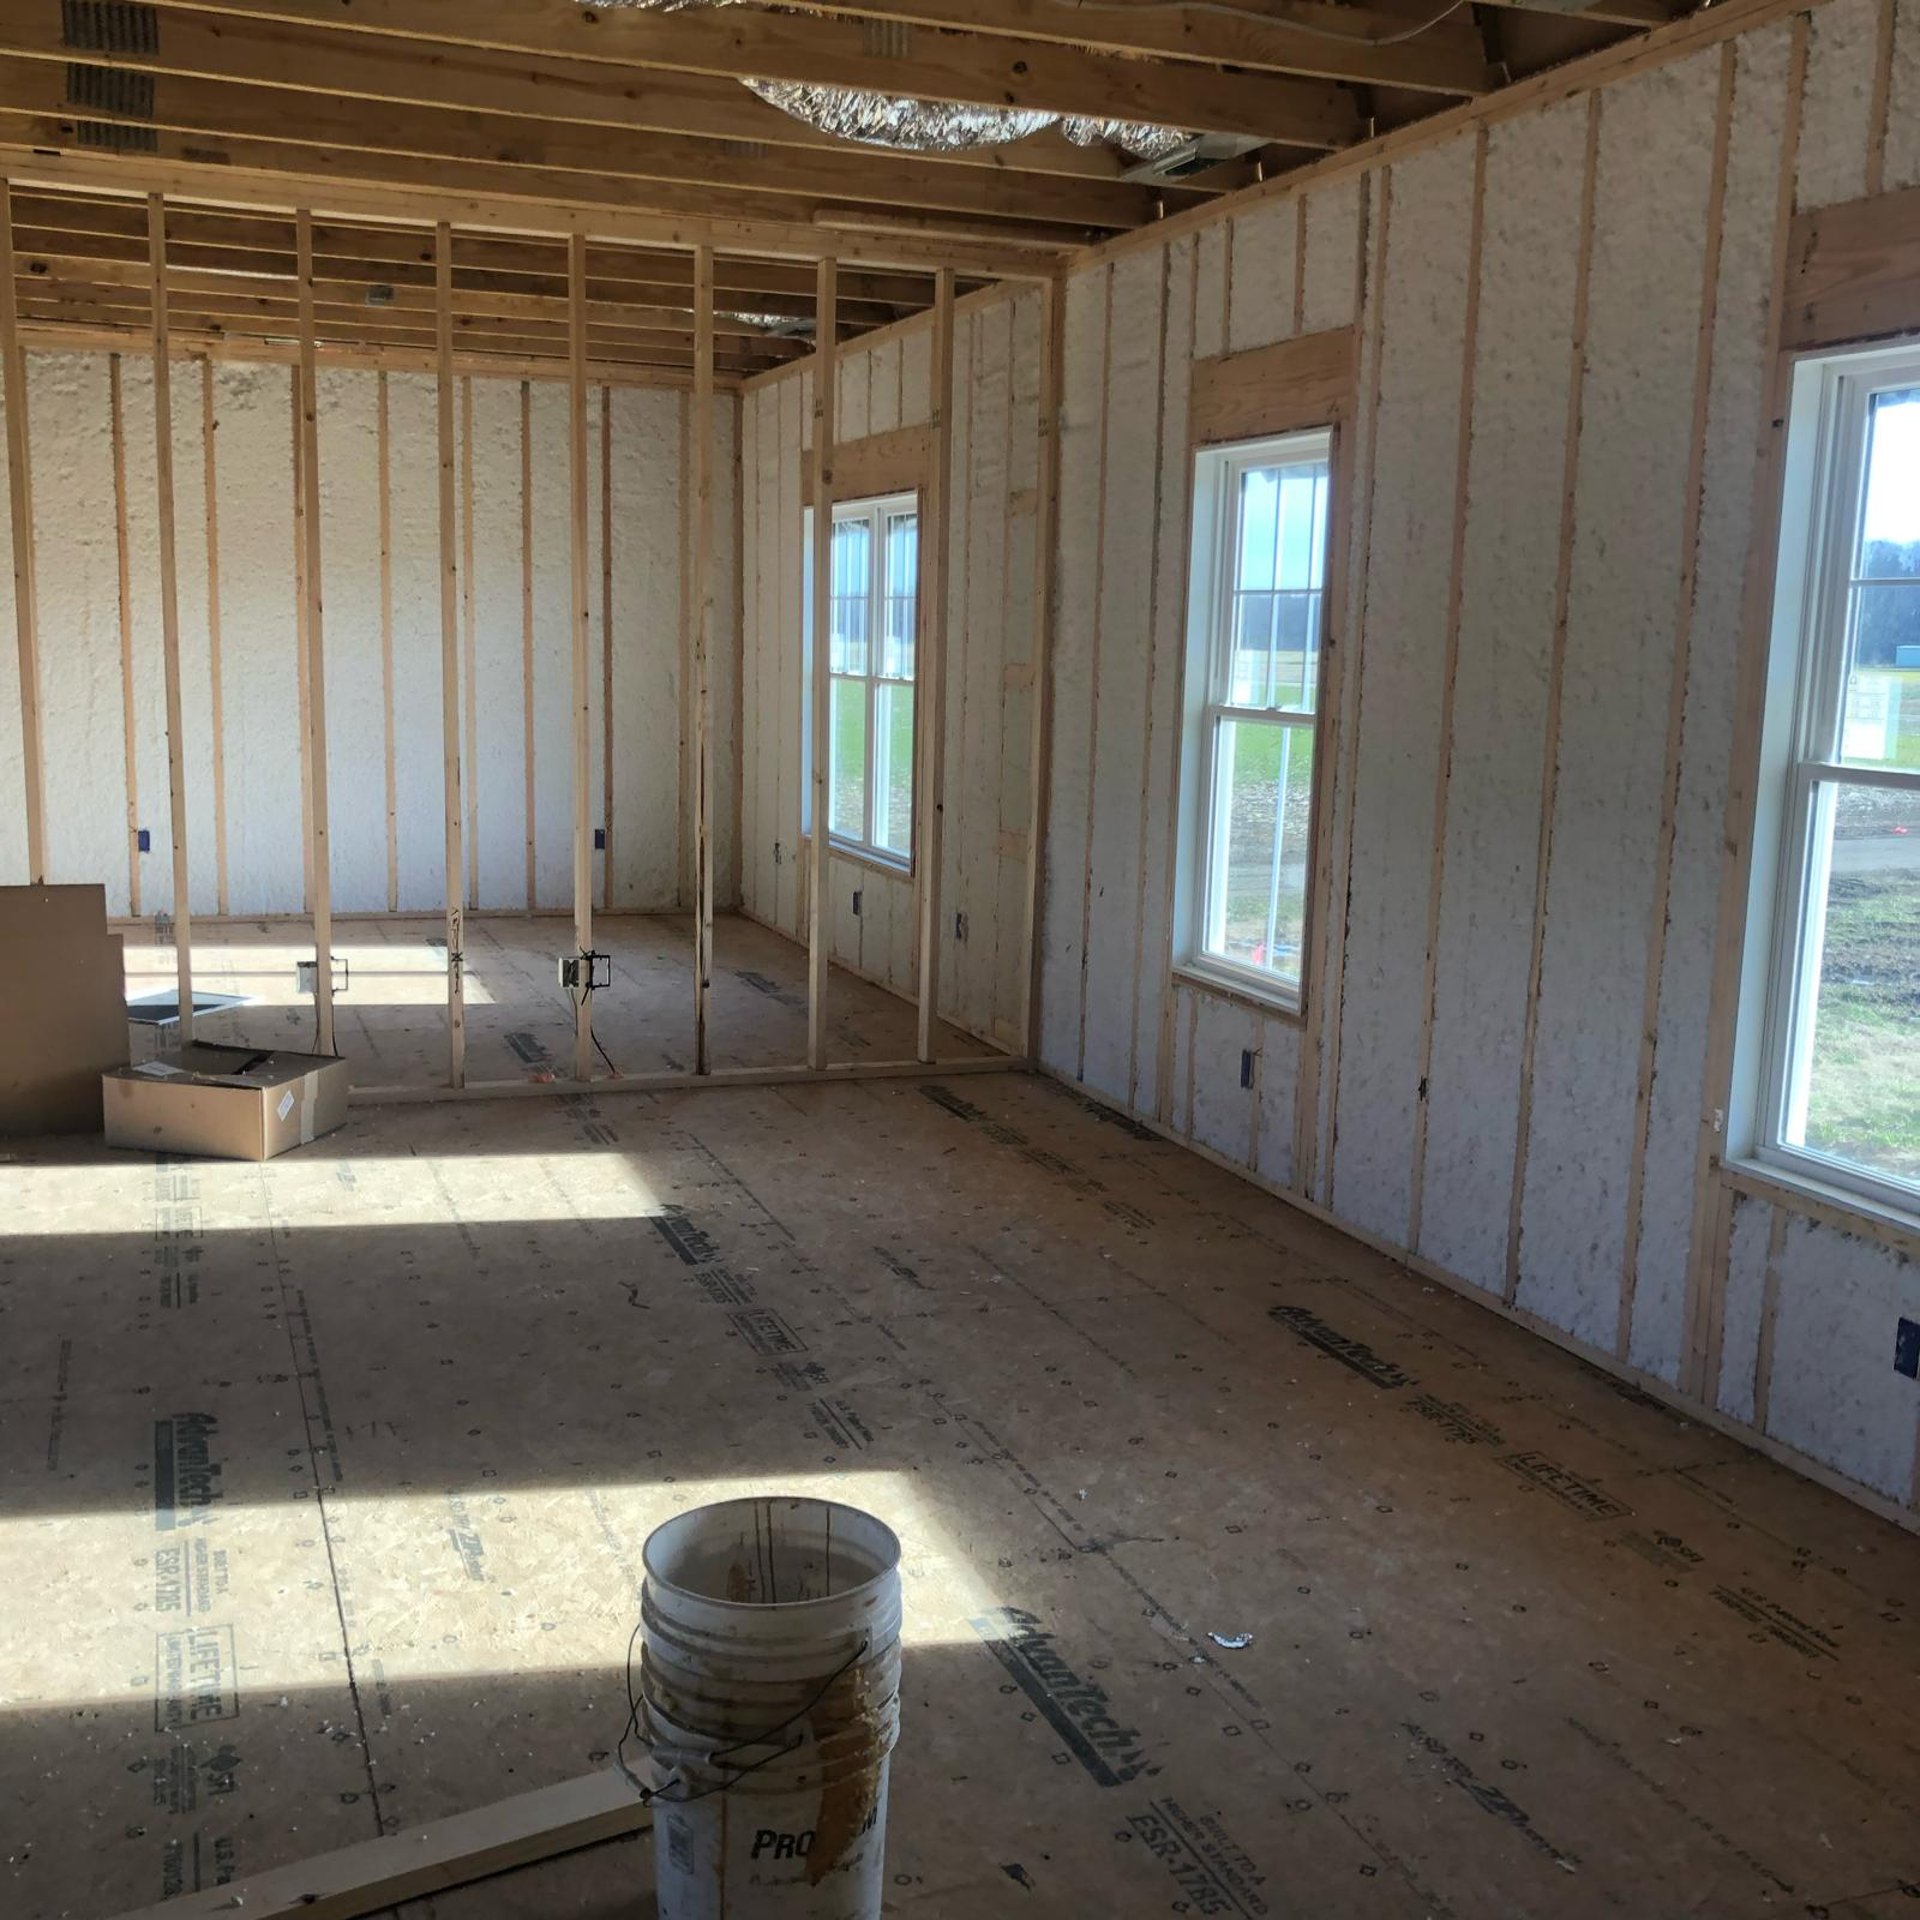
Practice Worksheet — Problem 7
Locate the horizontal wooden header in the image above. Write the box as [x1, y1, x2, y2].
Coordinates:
[1190, 325, 1357, 447]
[802, 421, 934, 506]
[1785, 182, 1920, 353]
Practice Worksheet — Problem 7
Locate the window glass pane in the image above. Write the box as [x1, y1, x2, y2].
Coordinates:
[884, 511, 918, 681]
[830, 516, 871, 674]
[830, 676, 868, 842]
[1228, 457, 1328, 715]
[1855, 386, 1920, 577]
[1203, 717, 1315, 993]
[1789, 781, 1920, 1193]
[873, 681, 915, 858]
[1840, 591, 1920, 769]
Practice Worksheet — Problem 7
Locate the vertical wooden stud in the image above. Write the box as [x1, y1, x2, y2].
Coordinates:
[296, 210, 335, 1054]
[916, 267, 957, 1064]
[435, 225, 467, 1087]
[461, 373, 478, 909]
[693, 245, 717, 1074]
[110, 354, 140, 918]
[203, 358, 229, 918]
[601, 381, 615, 913]
[569, 233, 595, 1083]
[1021, 275, 1064, 1063]
[807, 256, 837, 1070]
[0, 183, 46, 883]
[150, 196, 196, 1044]
[378, 370, 397, 913]
[292, 366, 313, 912]
[521, 378, 537, 910]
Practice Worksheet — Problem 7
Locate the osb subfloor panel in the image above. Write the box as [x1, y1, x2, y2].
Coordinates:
[117, 912, 991, 1090]
[3, 1073, 1917, 1919]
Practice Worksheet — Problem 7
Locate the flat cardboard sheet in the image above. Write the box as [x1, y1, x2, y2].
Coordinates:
[103, 1045, 350, 1161]
[0, 882, 128, 1136]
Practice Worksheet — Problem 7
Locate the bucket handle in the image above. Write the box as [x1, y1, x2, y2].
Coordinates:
[617, 1631, 873, 1808]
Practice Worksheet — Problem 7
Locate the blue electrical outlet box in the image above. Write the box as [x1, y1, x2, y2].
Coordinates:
[136, 828, 151, 852]
[1895, 1318, 1920, 1381]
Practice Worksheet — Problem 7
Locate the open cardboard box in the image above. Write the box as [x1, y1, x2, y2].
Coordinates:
[104, 1044, 349, 1161]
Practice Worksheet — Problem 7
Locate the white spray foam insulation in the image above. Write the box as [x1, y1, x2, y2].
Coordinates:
[1129, 237, 1196, 1121]
[1763, 1216, 1917, 1500]
[745, 385, 779, 926]
[866, 337, 903, 437]
[838, 350, 870, 445]
[900, 326, 933, 428]
[525, 380, 573, 911]
[1886, 0, 1920, 188]
[1300, 177, 1364, 333]
[609, 385, 681, 909]
[1516, 53, 1719, 1348]
[118, 355, 217, 920]
[1079, 247, 1167, 1104]
[315, 369, 389, 915]
[1194, 222, 1228, 362]
[712, 392, 741, 906]
[994, 287, 1044, 1044]
[776, 374, 804, 937]
[1329, 139, 1476, 1247]
[210, 361, 303, 916]
[1795, 0, 1879, 211]
[1189, 990, 1257, 1164]
[1418, 100, 1588, 1295]
[947, 304, 1002, 1038]
[1226, 200, 1298, 353]
[1714, 1193, 1774, 1426]
[1310, 171, 1381, 1200]
[1630, 24, 1793, 1383]
[1039, 266, 1110, 1077]
[1253, 1013, 1299, 1189]
[30, 353, 131, 913]
[384, 374, 446, 915]
[0, 357, 21, 885]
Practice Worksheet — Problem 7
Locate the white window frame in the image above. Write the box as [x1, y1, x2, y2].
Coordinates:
[1732, 338, 1920, 1226]
[1172, 426, 1335, 1016]
[802, 489, 920, 872]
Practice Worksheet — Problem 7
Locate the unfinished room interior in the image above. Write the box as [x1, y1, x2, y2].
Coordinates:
[2, 0, 1919, 1911]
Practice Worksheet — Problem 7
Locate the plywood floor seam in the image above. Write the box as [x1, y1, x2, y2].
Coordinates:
[2, 1072, 1916, 1918]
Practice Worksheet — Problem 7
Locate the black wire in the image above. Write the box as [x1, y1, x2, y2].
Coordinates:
[613, 1622, 873, 1812]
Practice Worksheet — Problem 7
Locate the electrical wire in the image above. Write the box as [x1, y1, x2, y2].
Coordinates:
[1043, 0, 1471, 48]
[614, 1622, 873, 1809]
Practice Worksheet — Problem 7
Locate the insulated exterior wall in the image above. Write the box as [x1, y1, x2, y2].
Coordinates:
[737, 294, 1039, 1047]
[0, 356, 733, 923]
[1039, 0, 1920, 1525]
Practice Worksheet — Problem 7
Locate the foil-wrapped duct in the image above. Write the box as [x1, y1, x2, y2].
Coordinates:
[585, 0, 1192, 161]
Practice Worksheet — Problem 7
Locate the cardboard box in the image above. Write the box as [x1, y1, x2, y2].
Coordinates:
[0, 882, 130, 1136]
[104, 1045, 350, 1161]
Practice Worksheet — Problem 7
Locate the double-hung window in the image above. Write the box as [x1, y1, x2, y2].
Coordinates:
[1739, 342, 1920, 1219]
[1175, 428, 1333, 1010]
[805, 491, 919, 867]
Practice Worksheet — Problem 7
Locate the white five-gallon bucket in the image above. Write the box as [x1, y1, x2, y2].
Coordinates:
[640, 1496, 903, 1920]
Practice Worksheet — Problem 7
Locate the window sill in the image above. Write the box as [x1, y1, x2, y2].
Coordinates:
[804, 830, 914, 883]
[1721, 1154, 1920, 1258]
[1171, 960, 1306, 1025]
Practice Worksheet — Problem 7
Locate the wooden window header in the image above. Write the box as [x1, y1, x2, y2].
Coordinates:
[1189, 325, 1358, 448]
[1785, 183, 1920, 354]
[802, 421, 934, 507]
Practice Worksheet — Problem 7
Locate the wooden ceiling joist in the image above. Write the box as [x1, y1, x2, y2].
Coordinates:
[0, 5, 1240, 188]
[6, 192, 943, 310]
[135, 0, 1365, 146]
[0, 45, 1210, 228]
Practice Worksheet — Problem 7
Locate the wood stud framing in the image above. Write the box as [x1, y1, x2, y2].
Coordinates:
[693, 244, 716, 1075]
[435, 221, 468, 1088]
[149, 194, 196, 1045]
[807, 256, 837, 1071]
[0, 180, 44, 883]
[296, 208, 336, 1054]
[568, 232, 594, 1084]
[916, 268, 956, 1064]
